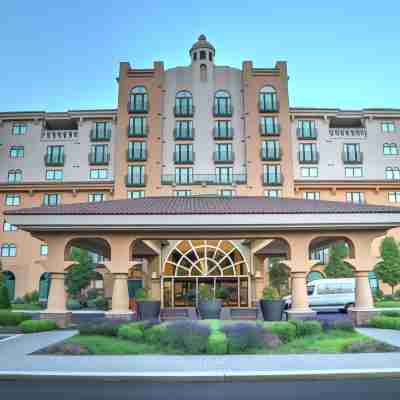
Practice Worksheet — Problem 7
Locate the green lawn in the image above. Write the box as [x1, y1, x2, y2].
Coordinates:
[11, 304, 42, 311]
[375, 301, 400, 308]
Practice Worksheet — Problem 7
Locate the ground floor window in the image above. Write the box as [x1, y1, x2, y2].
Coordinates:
[3, 271, 15, 300]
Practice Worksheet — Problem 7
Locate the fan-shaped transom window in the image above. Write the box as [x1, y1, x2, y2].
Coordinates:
[175, 91, 194, 117]
[259, 86, 278, 112]
[214, 90, 232, 116]
[164, 240, 248, 277]
[128, 86, 148, 113]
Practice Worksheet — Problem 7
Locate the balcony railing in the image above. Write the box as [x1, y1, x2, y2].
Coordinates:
[261, 148, 282, 161]
[161, 173, 247, 186]
[213, 127, 233, 140]
[44, 153, 65, 166]
[125, 174, 146, 187]
[342, 151, 364, 164]
[174, 152, 195, 164]
[127, 125, 148, 138]
[260, 123, 280, 136]
[213, 152, 234, 163]
[88, 152, 110, 165]
[127, 102, 149, 114]
[41, 129, 78, 141]
[296, 128, 318, 140]
[174, 105, 195, 117]
[90, 128, 112, 141]
[298, 151, 319, 164]
[213, 105, 233, 117]
[262, 173, 284, 186]
[127, 149, 147, 162]
[174, 128, 195, 140]
[329, 128, 367, 139]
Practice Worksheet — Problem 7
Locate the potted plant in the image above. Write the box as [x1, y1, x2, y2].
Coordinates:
[260, 287, 285, 321]
[135, 288, 161, 320]
[197, 286, 222, 319]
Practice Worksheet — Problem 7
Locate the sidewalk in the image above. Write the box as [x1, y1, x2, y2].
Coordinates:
[1, 330, 400, 381]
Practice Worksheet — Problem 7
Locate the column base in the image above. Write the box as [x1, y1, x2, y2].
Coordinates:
[40, 312, 71, 328]
[286, 308, 317, 320]
[349, 307, 378, 326]
[105, 311, 136, 322]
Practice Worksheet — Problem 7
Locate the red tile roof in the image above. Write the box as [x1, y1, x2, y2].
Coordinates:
[5, 196, 400, 216]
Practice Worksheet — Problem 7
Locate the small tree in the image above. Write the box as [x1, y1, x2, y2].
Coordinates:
[0, 261, 11, 309]
[65, 248, 95, 299]
[374, 237, 400, 295]
[324, 243, 354, 278]
[268, 257, 290, 296]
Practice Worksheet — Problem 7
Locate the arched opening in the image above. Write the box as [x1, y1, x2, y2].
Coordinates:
[214, 90, 232, 116]
[64, 237, 111, 264]
[163, 240, 249, 308]
[128, 86, 148, 113]
[3, 271, 15, 301]
[38, 272, 51, 302]
[308, 236, 355, 265]
[175, 90, 193, 117]
[259, 86, 278, 112]
[200, 64, 207, 82]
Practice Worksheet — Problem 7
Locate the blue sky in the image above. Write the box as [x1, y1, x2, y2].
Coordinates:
[1, 1, 399, 111]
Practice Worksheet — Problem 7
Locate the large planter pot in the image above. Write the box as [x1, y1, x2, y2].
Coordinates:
[198, 299, 222, 319]
[260, 299, 285, 321]
[137, 300, 161, 320]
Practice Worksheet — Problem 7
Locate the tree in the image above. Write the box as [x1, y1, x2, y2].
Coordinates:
[324, 242, 354, 278]
[0, 261, 11, 309]
[65, 248, 95, 298]
[268, 257, 290, 296]
[374, 237, 400, 295]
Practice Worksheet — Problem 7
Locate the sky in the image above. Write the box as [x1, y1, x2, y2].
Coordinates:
[0, 1, 399, 112]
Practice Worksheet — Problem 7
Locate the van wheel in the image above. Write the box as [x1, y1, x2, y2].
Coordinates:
[344, 303, 355, 313]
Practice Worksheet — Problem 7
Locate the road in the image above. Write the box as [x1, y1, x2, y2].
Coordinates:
[0, 378, 399, 399]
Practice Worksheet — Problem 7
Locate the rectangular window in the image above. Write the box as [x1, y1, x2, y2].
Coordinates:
[8, 170, 22, 183]
[46, 169, 63, 181]
[43, 193, 61, 206]
[46, 145, 65, 165]
[88, 193, 105, 202]
[89, 169, 108, 180]
[298, 143, 318, 163]
[89, 144, 109, 164]
[215, 167, 233, 184]
[214, 120, 232, 139]
[175, 97, 193, 117]
[5, 194, 21, 206]
[264, 190, 281, 199]
[175, 167, 193, 185]
[174, 120, 193, 140]
[261, 140, 280, 161]
[300, 167, 318, 177]
[219, 189, 234, 197]
[214, 143, 233, 162]
[3, 222, 17, 232]
[388, 191, 400, 203]
[381, 122, 395, 133]
[297, 120, 317, 139]
[263, 165, 282, 185]
[1, 245, 16, 257]
[9, 146, 24, 159]
[385, 167, 400, 180]
[12, 123, 27, 135]
[175, 144, 194, 163]
[175, 190, 192, 197]
[383, 143, 398, 155]
[128, 141, 147, 161]
[128, 116, 148, 137]
[260, 117, 279, 135]
[127, 165, 145, 186]
[92, 121, 112, 141]
[346, 192, 365, 204]
[303, 192, 320, 200]
[40, 244, 49, 256]
[343, 143, 362, 163]
[345, 167, 363, 177]
[127, 191, 145, 199]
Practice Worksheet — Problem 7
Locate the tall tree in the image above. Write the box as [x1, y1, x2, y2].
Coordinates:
[324, 242, 354, 278]
[374, 237, 400, 295]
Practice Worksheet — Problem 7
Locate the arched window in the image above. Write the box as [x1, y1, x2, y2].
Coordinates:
[3, 271, 15, 300]
[8, 169, 22, 183]
[128, 86, 148, 113]
[174, 91, 194, 117]
[259, 86, 278, 112]
[214, 90, 232, 116]
[200, 64, 207, 82]
[1, 243, 17, 257]
[386, 167, 400, 180]
[383, 143, 398, 156]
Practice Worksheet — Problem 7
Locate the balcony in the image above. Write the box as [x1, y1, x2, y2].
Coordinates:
[261, 148, 282, 161]
[44, 153, 65, 166]
[174, 127, 195, 140]
[127, 149, 147, 162]
[213, 152, 234, 163]
[161, 173, 247, 186]
[298, 151, 319, 164]
[88, 152, 110, 165]
[90, 128, 111, 141]
[342, 151, 363, 164]
[213, 105, 233, 117]
[297, 128, 318, 140]
[174, 105, 195, 117]
[213, 127, 233, 140]
[127, 125, 148, 138]
[260, 124, 280, 136]
[329, 127, 367, 139]
[125, 174, 146, 187]
[127, 102, 149, 114]
[174, 152, 195, 164]
[262, 173, 283, 186]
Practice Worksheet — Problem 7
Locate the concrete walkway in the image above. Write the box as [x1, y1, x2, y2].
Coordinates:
[357, 328, 400, 348]
[1, 330, 400, 380]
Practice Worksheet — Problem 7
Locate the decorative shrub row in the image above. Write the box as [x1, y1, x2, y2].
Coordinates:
[79, 321, 125, 337]
[380, 311, 400, 318]
[264, 322, 296, 343]
[369, 316, 400, 330]
[19, 319, 58, 333]
[0, 311, 32, 326]
[288, 320, 323, 337]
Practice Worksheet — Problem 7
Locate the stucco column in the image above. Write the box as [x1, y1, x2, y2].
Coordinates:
[287, 271, 316, 319]
[110, 273, 130, 313]
[355, 271, 374, 309]
[46, 272, 67, 313]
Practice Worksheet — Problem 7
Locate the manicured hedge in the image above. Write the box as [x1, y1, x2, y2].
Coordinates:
[207, 331, 228, 354]
[79, 321, 123, 337]
[19, 319, 58, 333]
[118, 323, 145, 341]
[369, 316, 400, 330]
[289, 320, 323, 337]
[0, 311, 32, 326]
[381, 311, 400, 318]
[264, 322, 296, 343]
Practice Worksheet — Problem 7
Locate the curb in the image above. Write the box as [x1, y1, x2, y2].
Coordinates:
[1, 368, 400, 382]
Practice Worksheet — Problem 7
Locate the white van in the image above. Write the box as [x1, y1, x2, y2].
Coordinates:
[285, 278, 356, 313]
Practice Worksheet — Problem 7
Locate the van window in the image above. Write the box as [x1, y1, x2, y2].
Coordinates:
[317, 283, 339, 295]
[340, 283, 354, 294]
[307, 285, 315, 295]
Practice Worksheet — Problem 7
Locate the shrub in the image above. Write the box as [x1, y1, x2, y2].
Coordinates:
[86, 288, 98, 300]
[222, 322, 266, 353]
[86, 299, 97, 310]
[207, 331, 228, 354]
[289, 320, 322, 337]
[144, 323, 165, 345]
[264, 321, 296, 343]
[44, 343, 90, 355]
[23, 291, 39, 304]
[394, 288, 400, 300]
[330, 320, 355, 332]
[0, 311, 32, 326]
[118, 323, 145, 341]
[343, 340, 398, 353]
[160, 321, 210, 354]
[383, 295, 395, 301]
[262, 287, 280, 300]
[79, 321, 123, 336]
[19, 319, 58, 333]
[0, 285, 11, 310]
[94, 296, 108, 310]
[369, 316, 400, 330]
[13, 297, 25, 305]
[67, 299, 82, 310]
[381, 311, 400, 318]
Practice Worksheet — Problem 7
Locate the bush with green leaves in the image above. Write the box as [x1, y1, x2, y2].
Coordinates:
[86, 288, 98, 300]
[0, 285, 10, 310]
[394, 288, 400, 300]
[289, 320, 322, 337]
[330, 320, 355, 332]
[261, 287, 281, 300]
[23, 291, 39, 304]
[67, 299, 82, 310]
[118, 323, 145, 341]
[222, 322, 266, 353]
[143, 323, 165, 345]
[13, 297, 25, 305]
[207, 331, 228, 354]
[369, 316, 400, 330]
[19, 319, 58, 333]
[0, 311, 32, 326]
[381, 311, 400, 318]
[264, 321, 296, 343]
[79, 321, 123, 337]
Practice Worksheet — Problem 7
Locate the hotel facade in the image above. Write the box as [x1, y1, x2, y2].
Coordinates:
[2, 35, 400, 322]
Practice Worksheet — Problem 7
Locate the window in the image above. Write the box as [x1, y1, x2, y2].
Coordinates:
[43, 193, 61, 206]
[89, 169, 108, 180]
[91, 121, 112, 141]
[303, 192, 320, 200]
[346, 192, 365, 204]
[220, 189, 234, 197]
[381, 122, 395, 133]
[127, 165, 145, 186]
[200, 64, 207, 82]
[175, 190, 192, 197]
[300, 167, 318, 177]
[209, 52, 213, 62]
[128, 141, 147, 161]
[1, 243, 16, 257]
[5, 194, 21, 206]
[9, 146, 24, 159]
[128, 116, 148, 137]
[215, 167, 233, 184]
[3, 222, 17, 232]
[193, 52, 197, 61]
[385, 167, 400, 180]
[260, 117, 280, 135]
[88, 193, 105, 202]
[174, 144, 194, 164]
[343, 143, 362, 163]
[175, 167, 193, 185]
[388, 191, 400, 203]
[128, 86, 148, 113]
[175, 91, 193, 117]
[259, 86, 278, 112]
[345, 167, 363, 177]
[46, 169, 63, 181]
[214, 143, 233, 162]
[214, 120, 232, 139]
[214, 90, 232, 116]
[12, 123, 27, 135]
[8, 169, 22, 183]
[40, 244, 48, 257]
[261, 140, 280, 161]
[127, 191, 145, 199]
[298, 143, 318, 163]
[263, 165, 281, 185]
[383, 143, 398, 155]
[297, 120, 317, 139]
[45, 145, 65, 165]
[264, 190, 281, 199]
[89, 144, 110, 164]
[175, 120, 193, 140]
